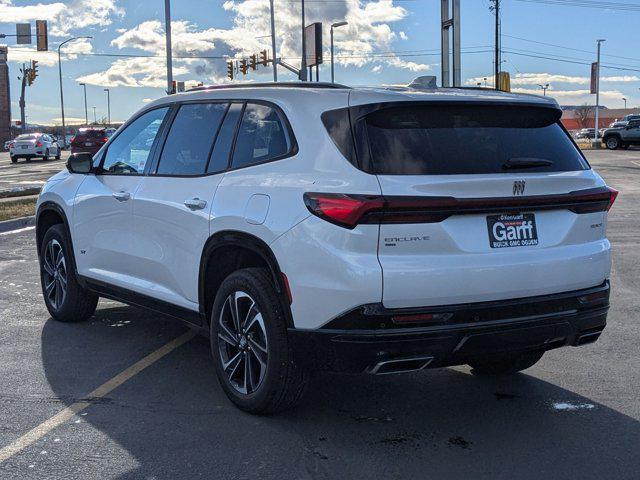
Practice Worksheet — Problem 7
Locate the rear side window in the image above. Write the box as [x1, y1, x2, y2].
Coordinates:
[207, 103, 243, 173]
[231, 103, 291, 169]
[357, 104, 588, 175]
[156, 103, 227, 176]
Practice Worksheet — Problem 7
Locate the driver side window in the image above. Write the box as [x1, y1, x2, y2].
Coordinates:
[101, 107, 169, 175]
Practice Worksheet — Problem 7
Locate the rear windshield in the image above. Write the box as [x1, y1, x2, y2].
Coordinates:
[358, 104, 588, 175]
[76, 130, 105, 139]
[16, 134, 36, 140]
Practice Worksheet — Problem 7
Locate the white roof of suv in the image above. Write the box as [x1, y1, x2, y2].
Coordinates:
[145, 81, 558, 111]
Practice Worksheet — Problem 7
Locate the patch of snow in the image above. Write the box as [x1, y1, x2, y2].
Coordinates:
[552, 402, 595, 411]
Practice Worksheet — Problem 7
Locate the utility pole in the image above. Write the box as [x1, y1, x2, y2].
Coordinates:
[269, 0, 277, 82]
[300, 0, 307, 81]
[79, 82, 88, 125]
[594, 39, 605, 147]
[164, 0, 173, 94]
[104, 88, 110, 125]
[19, 63, 26, 133]
[493, 0, 500, 89]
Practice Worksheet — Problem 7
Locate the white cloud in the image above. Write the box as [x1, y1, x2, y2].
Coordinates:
[466, 72, 640, 87]
[76, 56, 189, 88]
[80, 0, 430, 87]
[0, 0, 123, 37]
[512, 87, 625, 105]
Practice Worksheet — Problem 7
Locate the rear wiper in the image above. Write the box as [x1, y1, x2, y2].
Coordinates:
[502, 157, 554, 170]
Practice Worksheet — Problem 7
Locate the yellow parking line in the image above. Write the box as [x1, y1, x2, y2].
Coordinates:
[0, 330, 195, 464]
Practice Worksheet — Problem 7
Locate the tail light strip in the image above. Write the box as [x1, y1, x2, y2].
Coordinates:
[304, 186, 617, 229]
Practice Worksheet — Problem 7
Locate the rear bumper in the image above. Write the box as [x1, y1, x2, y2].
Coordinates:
[288, 282, 610, 373]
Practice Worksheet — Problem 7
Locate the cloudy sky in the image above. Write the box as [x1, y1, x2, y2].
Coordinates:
[1, 0, 639, 125]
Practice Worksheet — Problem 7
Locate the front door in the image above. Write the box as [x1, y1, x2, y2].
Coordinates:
[73, 106, 170, 289]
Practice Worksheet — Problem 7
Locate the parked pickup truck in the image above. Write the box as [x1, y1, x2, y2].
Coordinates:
[602, 118, 640, 150]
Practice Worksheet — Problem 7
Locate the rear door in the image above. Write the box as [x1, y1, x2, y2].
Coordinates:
[354, 102, 612, 308]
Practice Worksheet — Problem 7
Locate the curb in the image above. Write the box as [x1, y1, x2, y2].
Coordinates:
[0, 216, 35, 234]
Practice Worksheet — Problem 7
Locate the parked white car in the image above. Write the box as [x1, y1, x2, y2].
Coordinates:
[35, 81, 615, 413]
[10, 133, 61, 163]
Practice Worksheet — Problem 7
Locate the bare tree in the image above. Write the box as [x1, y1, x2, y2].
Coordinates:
[574, 103, 595, 129]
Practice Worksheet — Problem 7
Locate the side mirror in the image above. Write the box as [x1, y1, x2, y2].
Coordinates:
[66, 152, 94, 174]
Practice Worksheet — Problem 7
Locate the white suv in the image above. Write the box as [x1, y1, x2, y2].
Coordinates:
[36, 82, 616, 413]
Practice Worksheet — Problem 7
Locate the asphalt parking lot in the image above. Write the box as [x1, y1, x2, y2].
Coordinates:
[0, 151, 70, 193]
[0, 149, 639, 479]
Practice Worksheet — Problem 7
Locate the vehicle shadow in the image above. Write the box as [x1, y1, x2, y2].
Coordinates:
[41, 304, 640, 480]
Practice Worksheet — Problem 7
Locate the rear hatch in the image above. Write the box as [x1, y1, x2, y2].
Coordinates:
[72, 129, 107, 152]
[351, 100, 614, 308]
[13, 135, 37, 151]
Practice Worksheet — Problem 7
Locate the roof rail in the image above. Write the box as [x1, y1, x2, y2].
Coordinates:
[186, 82, 350, 92]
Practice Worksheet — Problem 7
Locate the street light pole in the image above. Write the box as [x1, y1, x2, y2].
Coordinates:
[79, 82, 88, 126]
[92, 106, 96, 124]
[164, 0, 173, 94]
[300, 0, 307, 81]
[269, 0, 277, 82]
[104, 88, 111, 125]
[622, 97, 627, 109]
[594, 39, 605, 147]
[538, 83, 549, 96]
[57, 36, 92, 147]
[330, 21, 348, 84]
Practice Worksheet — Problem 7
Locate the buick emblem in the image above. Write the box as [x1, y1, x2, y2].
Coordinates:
[513, 180, 526, 196]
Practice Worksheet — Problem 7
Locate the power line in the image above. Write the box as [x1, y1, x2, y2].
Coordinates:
[503, 49, 640, 73]
[513, 0, 640, 11]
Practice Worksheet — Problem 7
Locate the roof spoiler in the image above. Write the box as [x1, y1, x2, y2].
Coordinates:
[407, 76, 438, 90]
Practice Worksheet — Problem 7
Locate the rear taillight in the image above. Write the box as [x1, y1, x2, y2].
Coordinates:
[304, 185, 618, 229]
[303, 193, 384, 229]
[607, 187, 618, 211]
[9, 143, 13, 149]
[36, 141, 42, 147]
[70, 136, 76, 144]
[102, 137, 109, 143]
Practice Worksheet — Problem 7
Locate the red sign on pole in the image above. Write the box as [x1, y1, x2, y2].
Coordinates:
[590, 62, 598, 94]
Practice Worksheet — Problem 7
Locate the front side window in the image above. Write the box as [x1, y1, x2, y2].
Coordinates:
[231, 103, 291, 169]
[156, 103, 228, 176]
[101, 107, 168, 175]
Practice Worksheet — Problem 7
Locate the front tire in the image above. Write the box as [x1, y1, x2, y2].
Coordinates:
[468, 350, 544, 375]
[40, 224, 98, 322]
[210, 268, 307, 414]
[605, 136, 620, 150]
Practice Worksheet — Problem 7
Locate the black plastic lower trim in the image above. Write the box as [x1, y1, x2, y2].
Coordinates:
[288, 282, 610, 373]
[81, 276, 204, 328]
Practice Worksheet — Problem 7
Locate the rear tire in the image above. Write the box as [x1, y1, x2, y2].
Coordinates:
[55, 149, 61, 160]
[468, 350, 544, 375]
[10, 156, 17, 163]
[43, 149, 50, 161]
[210, 268, 307, 414]
[605, 136, 620, 150]
[39, 224, 98, 323]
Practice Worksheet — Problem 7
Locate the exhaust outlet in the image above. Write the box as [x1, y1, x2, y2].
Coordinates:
[368, 356, 434, 375]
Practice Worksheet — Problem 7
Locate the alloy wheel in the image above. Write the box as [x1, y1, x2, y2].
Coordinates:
[42, 239, 67, 310]
[217, 291, 268, 395]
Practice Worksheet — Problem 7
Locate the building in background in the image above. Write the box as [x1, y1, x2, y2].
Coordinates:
[0, 47, 11, 146]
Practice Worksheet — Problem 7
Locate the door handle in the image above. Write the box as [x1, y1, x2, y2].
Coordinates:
[112, 191, 131, 202]
[184, 198, 207, 210]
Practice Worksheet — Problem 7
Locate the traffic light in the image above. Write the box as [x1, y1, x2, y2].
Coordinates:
[239, 59, 248, 75]
[249, 54, 257, 71]
[260, 50, 269, 67]
[26, 60, 38, 86]
[36, 20, 48, 51]
[226, 60, 234, 80]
